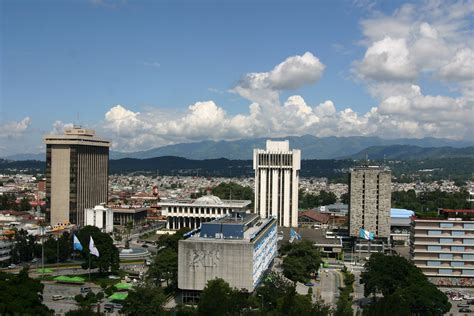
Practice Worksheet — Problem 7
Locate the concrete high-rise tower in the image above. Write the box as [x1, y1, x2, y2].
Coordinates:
[44, 127, 110, 226]
[253, 140, 300, 227]
[348, 166, 391, 239]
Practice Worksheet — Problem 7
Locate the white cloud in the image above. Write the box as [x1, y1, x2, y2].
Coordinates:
[355, 37, 417, 80]
[51, 121, 74, 134]
[354, 1, 474, 83]
[232, 52, 325, 105]
[0, 117, 31, 138]
[439, 48, 474, 82]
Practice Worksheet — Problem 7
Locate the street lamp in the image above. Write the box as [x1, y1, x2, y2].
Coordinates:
[257, 294, 263, 312]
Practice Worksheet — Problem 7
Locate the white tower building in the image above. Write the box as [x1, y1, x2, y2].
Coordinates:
[253, 140, 301, 227]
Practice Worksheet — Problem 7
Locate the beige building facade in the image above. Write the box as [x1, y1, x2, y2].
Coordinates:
[44, 127, 110, 226]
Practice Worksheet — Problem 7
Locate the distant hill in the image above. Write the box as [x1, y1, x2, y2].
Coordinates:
[4, 136, 473, 161]
[1, 153, 45, 161]
[342, 145, 474, 160]
[109, 135, 474, 160]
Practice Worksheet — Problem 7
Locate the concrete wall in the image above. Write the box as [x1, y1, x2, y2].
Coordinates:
[349, 168, 391, 238]
[178, 240, 254, 291]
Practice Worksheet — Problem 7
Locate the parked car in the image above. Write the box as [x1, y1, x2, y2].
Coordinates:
[31, 258, 39, 263]
[113, 303, 123, 309]
[104, 303, 114, 313]
[453, 296, 463, 301]
[52, 295, 64, 301]
[467, 300, 474, 305]
[459, 308, 472, 313]
[7, 264, 16, 269]
[305, 282, 315, 287]
[458, 304, 470, 308]
[80, 287, 91, 294]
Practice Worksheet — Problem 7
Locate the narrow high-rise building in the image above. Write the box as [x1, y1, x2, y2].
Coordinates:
[44, 127, 110, 227]
[253, 140, 300, 227]
[348, 166, 391, 239]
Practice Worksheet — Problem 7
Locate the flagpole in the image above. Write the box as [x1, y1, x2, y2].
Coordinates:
[89, 252, 91, 282]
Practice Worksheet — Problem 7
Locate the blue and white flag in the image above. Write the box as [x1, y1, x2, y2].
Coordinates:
[290, 228, 302, 241]
[359, 228, 375, 241]
[73, 234, 83, 251]
[89, 236, 100, 257]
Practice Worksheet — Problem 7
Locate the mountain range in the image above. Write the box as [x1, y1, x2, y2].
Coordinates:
[3, 135, 473, 161]
[342, 145, 474, 160]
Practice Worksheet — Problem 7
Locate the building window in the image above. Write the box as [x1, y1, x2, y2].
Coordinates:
[428, 230, 442, 235]
[452, 231, 465, 236]
[451, 261, 464, 267]
[463, 254, 474, 259]
[439, 269, 452, 275]
[462, 270, 474, 276]
[440, 238, 453, 244]
[427, 261, 441, 266]
[464, 224, 474, 229]
[464, 239, 474, 244]
[440, 253, 453, 259]
[440, 222, 453, 228]
[451, 246, 465, 252]
[428, 245, 442, 251]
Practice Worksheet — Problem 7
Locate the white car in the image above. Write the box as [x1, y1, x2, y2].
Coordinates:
[452, 296, 463, 301]
[7, 264, 16, 269]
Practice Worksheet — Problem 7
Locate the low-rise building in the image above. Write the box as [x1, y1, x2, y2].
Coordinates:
[111, 207, 148, 226]
[178, 212, 277, 302]
[298, 210, 330, 228]
[160, 195, 251, 230]
[84, 204, 114, 233]
[411, 209, 474, 287]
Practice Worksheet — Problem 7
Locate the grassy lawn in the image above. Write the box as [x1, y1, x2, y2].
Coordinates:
[36, 270, 130, 286]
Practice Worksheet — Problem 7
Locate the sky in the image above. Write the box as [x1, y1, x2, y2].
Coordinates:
[1, 0, 473, 155]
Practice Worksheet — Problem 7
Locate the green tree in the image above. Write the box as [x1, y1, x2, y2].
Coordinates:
[0, 268, 53, 315]
[10, 228, 39, 263]
[361, 254, 451, 315]
[0, 193, 18, 210]
[19, 197, 31, 211]
[121, 285, 167, 316]
[197, 278, 250, 316]
[211, 182, 254, 207]
[77, 226, 120, 274]
[281, 241, 322, 283]
[148, 248, 178, 287]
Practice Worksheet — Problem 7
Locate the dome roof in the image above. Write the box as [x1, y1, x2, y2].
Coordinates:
[194, 195, 223, 205]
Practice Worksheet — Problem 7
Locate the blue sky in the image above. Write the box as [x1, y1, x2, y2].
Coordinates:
[1, 0, 473, 154]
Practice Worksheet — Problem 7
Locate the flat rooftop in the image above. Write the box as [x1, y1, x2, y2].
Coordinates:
[188, 213, 275, 241]
[159, 196, 251, 208]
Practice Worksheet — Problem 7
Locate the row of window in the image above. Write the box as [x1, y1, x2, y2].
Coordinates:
[438, 223, 474, 229]
[427, 261, 468, 267]
[438, 269, 474, 276]
[428, 230, 467, 236]
[168, 206, 230, 215]
[427, 245, 468, 251]
[438, 253, 474, 259]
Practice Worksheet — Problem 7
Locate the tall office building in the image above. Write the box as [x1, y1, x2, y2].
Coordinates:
[44, 127, 110, 227]
[349, 166, 391, 239]
[253, 140, 300, 227]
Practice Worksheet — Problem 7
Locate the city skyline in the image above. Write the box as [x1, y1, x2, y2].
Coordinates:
[1, 0, 473, 156]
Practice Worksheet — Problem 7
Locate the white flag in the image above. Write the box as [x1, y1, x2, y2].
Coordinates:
[89, 236, 100, 257]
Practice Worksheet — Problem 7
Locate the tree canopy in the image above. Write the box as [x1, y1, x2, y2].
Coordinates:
[77, 226, 120, 274]
[361, 254, 451, 315]
[280, 240, 322, 283]
[0, 268, 53, 315]
[299, 190, 337, 209]
[121, 285, 167, 316]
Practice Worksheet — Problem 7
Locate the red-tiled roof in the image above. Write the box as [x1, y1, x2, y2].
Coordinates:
[298, 210, 330, 224]
[441, 209, 474, 213]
